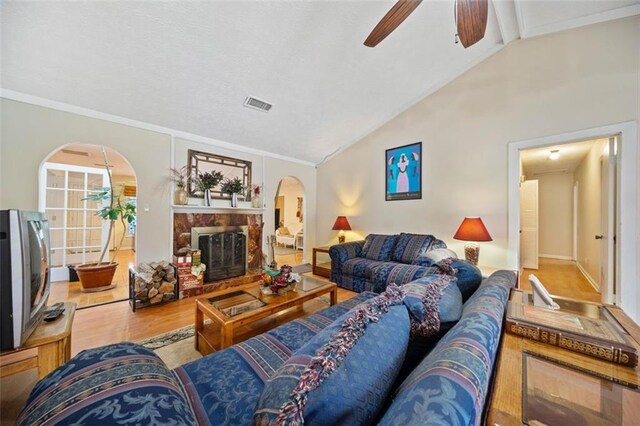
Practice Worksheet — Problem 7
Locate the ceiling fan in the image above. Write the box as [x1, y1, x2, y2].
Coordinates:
[364, 0, 488, 48]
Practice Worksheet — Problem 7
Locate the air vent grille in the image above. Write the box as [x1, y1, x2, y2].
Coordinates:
[244, 96, 272, 112]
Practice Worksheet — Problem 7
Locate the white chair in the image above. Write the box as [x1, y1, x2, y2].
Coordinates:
[275, 227, 296, 248]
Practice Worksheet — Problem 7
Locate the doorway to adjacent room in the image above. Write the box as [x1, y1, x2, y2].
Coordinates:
[273, 176, 305, 267]
[39, 144, 137, 308]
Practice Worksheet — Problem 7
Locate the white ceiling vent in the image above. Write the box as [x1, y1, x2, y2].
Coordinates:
[243, 96, 273, 113]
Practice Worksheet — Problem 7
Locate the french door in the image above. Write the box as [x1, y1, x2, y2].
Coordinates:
[39, 162, 109, 282]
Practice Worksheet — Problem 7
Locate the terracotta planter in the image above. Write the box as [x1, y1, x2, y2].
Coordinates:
[76, 262, 118, 292]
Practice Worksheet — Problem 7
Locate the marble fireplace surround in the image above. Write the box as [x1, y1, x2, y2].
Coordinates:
[173, 212, 263, 297]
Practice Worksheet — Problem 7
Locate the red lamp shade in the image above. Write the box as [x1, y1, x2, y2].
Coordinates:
[332, 216, 352, 231]
[453, 217, 492, 242]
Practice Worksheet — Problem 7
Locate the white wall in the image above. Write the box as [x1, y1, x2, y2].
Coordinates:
[1, 99, 171, 264]
[574, 139, 608, 284]
[537, 173, 574, 259]
[317, 17, 639, 278]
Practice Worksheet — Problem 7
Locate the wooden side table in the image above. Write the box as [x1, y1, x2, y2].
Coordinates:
[312, 246, 331, 278]
[0, 302, 76, 379]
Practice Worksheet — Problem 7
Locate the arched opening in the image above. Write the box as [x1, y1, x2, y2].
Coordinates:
[39, 144, 137, 308]
[273, 176, 305, 267]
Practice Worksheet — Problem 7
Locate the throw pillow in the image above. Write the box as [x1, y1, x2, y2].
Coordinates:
[391, 233, 437, 263]
[412, 247, 458, 267]
[252, 285, 409, 426]
[360, 234, 399, 261]
[403, 274, 462, 337]
[449, 259, 482, 302]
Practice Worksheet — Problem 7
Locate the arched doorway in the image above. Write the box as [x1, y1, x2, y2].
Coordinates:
[39, 144, 137, 308]
[274, 176, 305, 267]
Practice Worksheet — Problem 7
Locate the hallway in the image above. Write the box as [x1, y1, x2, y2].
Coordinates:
[521, 257, 601, 303]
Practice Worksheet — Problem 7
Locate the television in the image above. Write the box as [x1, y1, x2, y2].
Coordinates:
[0, 210, 51, 350]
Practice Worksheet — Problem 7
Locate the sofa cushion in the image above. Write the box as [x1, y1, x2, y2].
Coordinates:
[360, 234, 398, 261]
[412, 247, 458, 267]
[341, 257, 384, 279]
[379, 271, 516, 426]
[371, 263, 429, 293]
[17, 342, 196, 426]
[403, 274, 462, 337]
[391, 233, 437, 263]
[253, 286, 409, 425]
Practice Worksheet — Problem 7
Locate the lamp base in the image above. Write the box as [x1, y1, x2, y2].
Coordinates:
[338, 235, 346, 244]
[464, 242, 480, 265]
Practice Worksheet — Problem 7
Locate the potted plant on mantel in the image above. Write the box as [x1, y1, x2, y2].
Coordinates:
[192, 170, 223, 206]
[220, 177, 245, 207]
[76, 147, 136, 292]
[170, 166, 190, 205]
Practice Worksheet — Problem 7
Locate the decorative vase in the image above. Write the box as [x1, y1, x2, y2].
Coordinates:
[231, 192, 238, 207]
[251, 195, 261, 208]
[174, 187, 189, 205]
[204, 189, 211, 206]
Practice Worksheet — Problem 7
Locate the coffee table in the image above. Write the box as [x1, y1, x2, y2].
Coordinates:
[194, 275, 337, 354]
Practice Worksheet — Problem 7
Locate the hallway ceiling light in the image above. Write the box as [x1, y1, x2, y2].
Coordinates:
[549, 150, 560, 160]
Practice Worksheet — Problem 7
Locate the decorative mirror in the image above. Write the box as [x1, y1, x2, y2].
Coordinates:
[188, 149, 252, 199]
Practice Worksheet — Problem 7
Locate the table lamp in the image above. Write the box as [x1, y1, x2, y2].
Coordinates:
[332, 216, 351, 244]
[453, 217, 492, 265]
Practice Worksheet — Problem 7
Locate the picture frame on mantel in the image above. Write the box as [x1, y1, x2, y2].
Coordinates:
[187, 149, 252, 200]
[385, 142, 422, 201]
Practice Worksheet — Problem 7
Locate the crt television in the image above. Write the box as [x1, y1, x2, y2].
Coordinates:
[0, 210, 51, 350]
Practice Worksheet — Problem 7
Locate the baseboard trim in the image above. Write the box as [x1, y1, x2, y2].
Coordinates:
[576, 262, 600, 292]
[539, 254, 574, 261]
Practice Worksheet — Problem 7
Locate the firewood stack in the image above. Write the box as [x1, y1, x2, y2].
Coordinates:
[134, 261, 176, 305]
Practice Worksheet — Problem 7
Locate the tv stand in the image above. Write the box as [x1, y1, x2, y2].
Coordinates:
[0, 302, 76, 379]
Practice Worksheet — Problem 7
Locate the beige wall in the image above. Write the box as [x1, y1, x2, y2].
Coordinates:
[316, 18, 639, 274]
[1, 99, 171, 264]
[538, 173, 574, 259]
[574, 139, 608, 285]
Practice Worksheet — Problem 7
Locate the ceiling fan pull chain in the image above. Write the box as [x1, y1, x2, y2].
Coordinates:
[454, 0, 459, 44]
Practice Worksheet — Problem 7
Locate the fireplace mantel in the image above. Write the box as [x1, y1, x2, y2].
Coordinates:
[172, 205, 265, 214]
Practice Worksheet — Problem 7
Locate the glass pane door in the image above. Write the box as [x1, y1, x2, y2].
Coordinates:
[40, 163, 109, 274]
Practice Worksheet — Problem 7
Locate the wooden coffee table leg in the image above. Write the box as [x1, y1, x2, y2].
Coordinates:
[330, 288, 338, 306]
[221, 323, 234, 349]
[195, 305, 203, 351]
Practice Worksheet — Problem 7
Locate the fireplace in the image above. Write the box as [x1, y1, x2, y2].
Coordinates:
[192, 226, 248, 282]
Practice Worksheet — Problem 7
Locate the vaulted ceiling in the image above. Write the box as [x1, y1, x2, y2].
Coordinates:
[2, 1, 638, 164]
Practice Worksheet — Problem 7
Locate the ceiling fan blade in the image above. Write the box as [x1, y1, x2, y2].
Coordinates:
[364, 0, 423, 48]
[456, 0, 488, 48]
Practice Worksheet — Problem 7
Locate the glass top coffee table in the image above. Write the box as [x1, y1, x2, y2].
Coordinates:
[194, 275, 337, 354]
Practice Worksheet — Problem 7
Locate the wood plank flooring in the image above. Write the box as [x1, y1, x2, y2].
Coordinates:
[71, 274, 355, 356]
[521, 257, 601, 303]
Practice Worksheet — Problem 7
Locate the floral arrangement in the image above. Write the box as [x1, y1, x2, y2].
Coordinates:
[193, 170, 224, 191]
[220, 176, 245, 194]
[169, 166, 189, 189]
[260, 265, 301, 295]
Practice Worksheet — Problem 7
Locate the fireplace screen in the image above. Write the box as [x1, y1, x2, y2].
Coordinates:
[199, 231, 247, 282]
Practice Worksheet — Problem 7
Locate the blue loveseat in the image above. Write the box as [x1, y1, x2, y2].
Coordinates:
[18, 271, 516, 426]
[330, 233, 483, 300]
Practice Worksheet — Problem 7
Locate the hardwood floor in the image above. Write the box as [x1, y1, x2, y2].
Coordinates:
[71, 273, 355, 356]
[49, 250, 135, 308]
[275, 250, 304, 267]
[521, 257, 601, 303]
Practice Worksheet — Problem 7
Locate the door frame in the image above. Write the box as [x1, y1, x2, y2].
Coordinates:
[507, 121, 638, 322]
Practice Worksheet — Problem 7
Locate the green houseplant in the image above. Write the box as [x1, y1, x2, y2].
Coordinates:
[75, 147, 136, 292]
[192, 170, 223, 206]
[220, 177, 245, 207]
[170, 166, 190, 205]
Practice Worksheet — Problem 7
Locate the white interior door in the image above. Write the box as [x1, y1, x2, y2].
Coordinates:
[599, 138, 616, 304]
[520, 179, 539, 269]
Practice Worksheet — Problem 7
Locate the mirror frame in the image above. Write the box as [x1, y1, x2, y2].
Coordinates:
[187, 149, 252, 199]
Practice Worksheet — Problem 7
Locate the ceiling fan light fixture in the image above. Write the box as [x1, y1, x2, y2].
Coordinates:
[549, 150, 560, 160]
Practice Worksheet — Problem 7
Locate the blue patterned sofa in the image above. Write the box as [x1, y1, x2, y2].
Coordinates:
[329, 233, 449, 293]
[18, 271, 516, 426]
